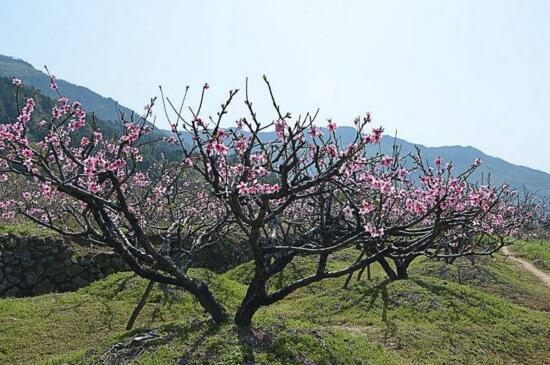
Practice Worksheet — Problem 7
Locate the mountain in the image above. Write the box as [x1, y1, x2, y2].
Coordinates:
[0, 54, 138, 123]
[1, 54, 548, 197]
[0, 76, 181, 169]
[253, 128, 550, 198]
[377, 134, 550, 197]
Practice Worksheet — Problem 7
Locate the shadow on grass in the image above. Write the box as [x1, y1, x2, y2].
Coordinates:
[411, 278, 496, 323]
[173, 320, 223, 364]
[329, 279, 397, 342]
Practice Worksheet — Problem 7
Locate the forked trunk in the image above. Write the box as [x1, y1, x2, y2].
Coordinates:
[234, 291, 262, 328]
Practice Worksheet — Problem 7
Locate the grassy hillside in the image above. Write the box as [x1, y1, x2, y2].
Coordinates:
[509, 239, 550, 272]
[1, 250, 549, 365]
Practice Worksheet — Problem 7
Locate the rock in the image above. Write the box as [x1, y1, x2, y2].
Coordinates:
[64, 264, 84, 277]
[33, 279, 56, 295]
[4, 286, 21, 297]
[24, 270, 40, 286]
[71, 276, 89, 287]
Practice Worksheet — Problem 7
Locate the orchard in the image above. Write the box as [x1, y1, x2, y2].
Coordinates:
[0, 75, 539, 329]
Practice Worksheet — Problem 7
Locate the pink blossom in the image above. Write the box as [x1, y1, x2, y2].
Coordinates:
[359, 201, 375, 215]
[343, 205, 354, 219]
[50, 75, 58, 90]
[275, 120, 287, 139]
[364, 223, 384, 238]
[371, 127, 383, 143]
[234, 138, 249, 154]
[212, 140, 229, 155]
[41, 183, 53, 198]
[308, 126, 322, 138]
[12, 78, 22, 87]
[236, 181, 248, 195]
[87, 182, 100, 193]
[21, 149, 34, 159]
[325, 144, 338, 158]
[108, 159, 126, 172]
[380, 155, 393, 167]
[184, 158, 194, 167]
[327, 119, 337, 132]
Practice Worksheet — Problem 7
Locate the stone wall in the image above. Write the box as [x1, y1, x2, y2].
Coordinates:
[0, 234, 128, 298]
[0, 233, 252, 298]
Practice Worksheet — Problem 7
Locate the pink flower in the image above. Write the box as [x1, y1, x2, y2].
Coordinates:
[212, 140, 229, 155]
[194, 117, 207, 127]
[12, 78, 22, 87]
[203, 83, 210, 90]
[269, 184, 281, 193]
[87, 182, 100, 193]
[308, 126, 322, 138]
[325, 144, 338, 158]
[364, 223, 384, 238]
[236, 181, 248, 195]
[108, 159, 126, 172]
[41, 183, 53, 198]
[359, 201, 375, 215]
[50, 75, 58, 90]
[275, 120, 287, 139]
[371, 127, 383, 143]
[343, 205, 354, 219]
[234, 138, 249, 154]
[21, 149, 34, 159]
[380, 155, 393, 167]
[184, 158, 194, 167]
[474, 158, 482, 166]
[327, 119, 337, 132]
[434, 157, 442, 168]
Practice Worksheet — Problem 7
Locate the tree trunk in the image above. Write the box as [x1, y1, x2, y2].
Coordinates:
[194, 283, 229, 324]
[378, 258, 398, 280]
[234, 289, 262, 328]
[395, 262, 409, 280]
[394, 257, 413, 280]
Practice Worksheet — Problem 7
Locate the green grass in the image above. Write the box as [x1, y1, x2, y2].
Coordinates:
[0, 221, 54, 236]
[509, 239, 550, 272]
[1, 253, 549, 364]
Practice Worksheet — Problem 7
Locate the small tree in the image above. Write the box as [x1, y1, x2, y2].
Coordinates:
[342, 149, 537, 280]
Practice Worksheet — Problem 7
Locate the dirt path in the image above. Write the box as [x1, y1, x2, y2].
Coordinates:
[502, 246, 550, 288]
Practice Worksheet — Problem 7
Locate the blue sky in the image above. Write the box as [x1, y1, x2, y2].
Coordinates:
[1, 0, 549, 172]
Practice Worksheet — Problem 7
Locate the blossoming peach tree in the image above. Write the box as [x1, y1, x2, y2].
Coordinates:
[0, 75, 538, 328]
